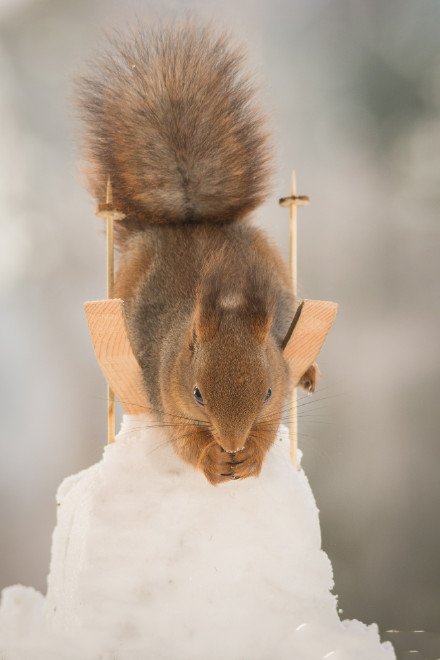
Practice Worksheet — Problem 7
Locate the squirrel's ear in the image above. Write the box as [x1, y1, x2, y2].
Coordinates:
[281, 302, 304, 351]
[250, 311, 274, 343]
[188, 326, 197, 353]
[194, 273, 221, 341]
[245, 277, 276, 343]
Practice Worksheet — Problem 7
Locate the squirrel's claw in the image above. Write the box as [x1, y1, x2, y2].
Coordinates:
[199, 439, 266, 485]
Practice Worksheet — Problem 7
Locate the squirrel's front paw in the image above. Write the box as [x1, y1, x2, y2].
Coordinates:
[200, 442, 264, 485]
[200, 443, 238, 485]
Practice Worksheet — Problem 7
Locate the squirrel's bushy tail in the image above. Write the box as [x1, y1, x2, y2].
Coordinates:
[77, 23, 271, 235]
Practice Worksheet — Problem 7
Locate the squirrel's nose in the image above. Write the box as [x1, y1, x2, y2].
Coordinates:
[212, 423, 249, 454]
[218, 437, 246, 453]
[220, 445, 246, 454]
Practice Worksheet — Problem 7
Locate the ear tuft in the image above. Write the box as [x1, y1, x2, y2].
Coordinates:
[244, 273, 276, 343]
[188, 326, 197, 353]
[194, 272, 222, 341]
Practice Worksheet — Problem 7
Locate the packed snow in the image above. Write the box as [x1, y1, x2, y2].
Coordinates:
[0, 415, 395, 659]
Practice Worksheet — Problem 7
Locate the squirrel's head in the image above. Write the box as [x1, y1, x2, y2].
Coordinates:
[171, 270, 290, 458]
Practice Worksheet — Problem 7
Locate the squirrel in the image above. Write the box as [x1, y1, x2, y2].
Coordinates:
[77, 23, 317, 484]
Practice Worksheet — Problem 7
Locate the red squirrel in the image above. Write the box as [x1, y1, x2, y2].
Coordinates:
[77, 23, 317, 484]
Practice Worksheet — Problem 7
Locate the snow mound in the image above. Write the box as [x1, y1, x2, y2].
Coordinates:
[0, 416, 395, 659]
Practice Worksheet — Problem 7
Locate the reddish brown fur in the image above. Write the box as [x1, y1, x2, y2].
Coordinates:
[78, 23, 317, 484]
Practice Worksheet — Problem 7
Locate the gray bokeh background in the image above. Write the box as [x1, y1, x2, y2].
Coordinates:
[1, 0, 439, 657]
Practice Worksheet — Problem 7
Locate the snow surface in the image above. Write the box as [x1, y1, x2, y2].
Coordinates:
[0, 416, 395, 659]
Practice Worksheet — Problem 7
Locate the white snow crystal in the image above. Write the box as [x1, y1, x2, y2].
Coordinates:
[0, 416, 395, 659]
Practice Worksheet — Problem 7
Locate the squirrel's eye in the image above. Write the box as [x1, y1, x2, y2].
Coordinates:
[193, 387, 204, 406]
[264, 387, 272, 403]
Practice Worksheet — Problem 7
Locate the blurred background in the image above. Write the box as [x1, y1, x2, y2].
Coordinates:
[0, 0, 439, 657]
